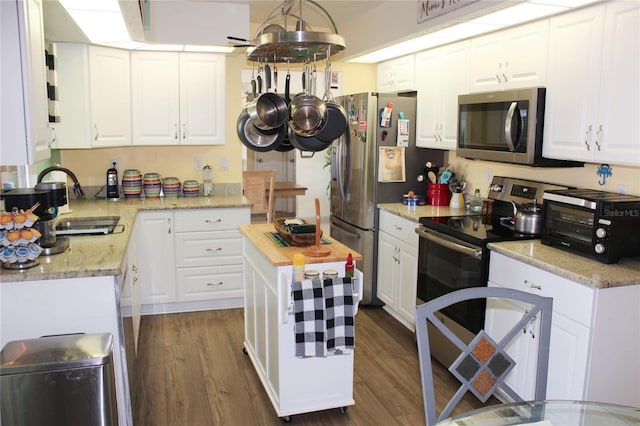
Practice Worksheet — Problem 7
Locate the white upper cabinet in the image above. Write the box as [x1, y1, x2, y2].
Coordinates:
[51, 43, 131, 148]
[469, 20, 549, 93]
[88, 46, 132, 147]
[543, 2, 639, 166]
[377, 55, 415, 93]
[1, 0, 51, 165]
[131, 51, 226, 145]
[416, 40, 469, 149]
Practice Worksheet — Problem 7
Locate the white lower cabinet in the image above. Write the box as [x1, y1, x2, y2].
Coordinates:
[376, 210, 418, 330]
[0, 276, 133, 425]
[137, 207, 249, 313]
[137, 211, 176, 305]
[487, 251, 640, 406]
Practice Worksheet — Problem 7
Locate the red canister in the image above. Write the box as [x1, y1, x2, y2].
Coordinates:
[427, 183, 451, 206]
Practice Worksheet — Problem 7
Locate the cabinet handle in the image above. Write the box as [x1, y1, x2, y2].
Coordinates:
[94, 124, 99, 141]
[595, 125, 603, 151]
[394, 224, 403, 231]
[206, 247, 223, 252]
[524, 279, 541, 290]
[584, 125, 592, 151]
[207, 281, 223, 287]
[182, 123, 186, 139]
[205, 218, 222, 223]
[503, 61, 509, 83]
[167, 217, 172, 234]
[50, 127, 56, 146]
[174, 124, 178, 140]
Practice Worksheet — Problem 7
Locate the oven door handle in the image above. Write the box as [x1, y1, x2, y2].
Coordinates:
[415, 226, 483, 258]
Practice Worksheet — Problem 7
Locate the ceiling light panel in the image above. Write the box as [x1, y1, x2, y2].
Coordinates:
[58, 0, 131, 43]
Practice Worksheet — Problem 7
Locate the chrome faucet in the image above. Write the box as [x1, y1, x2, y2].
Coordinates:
[37, 166, 85, 198]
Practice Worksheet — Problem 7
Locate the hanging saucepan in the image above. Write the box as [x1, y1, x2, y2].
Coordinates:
[236, 109, 285, 152]
[316, 59, 348, 143]
[275, 73, 295, 152]
[288, 126, 332, 152]
[246, 64, 288, 131]
[289, 64, 327, 137]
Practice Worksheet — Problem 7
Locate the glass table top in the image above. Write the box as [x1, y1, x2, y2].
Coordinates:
[436, 400, 640, 426]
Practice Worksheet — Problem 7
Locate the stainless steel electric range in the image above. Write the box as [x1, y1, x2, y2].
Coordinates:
[415, 176, 568, 366]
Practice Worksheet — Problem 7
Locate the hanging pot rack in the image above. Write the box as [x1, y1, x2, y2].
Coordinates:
[245, 0, 345, 63]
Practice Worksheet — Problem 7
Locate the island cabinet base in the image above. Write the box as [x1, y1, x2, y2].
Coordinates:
[242, 237, 362, 419]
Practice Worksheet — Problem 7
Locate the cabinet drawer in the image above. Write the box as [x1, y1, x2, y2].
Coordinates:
[175, 231, 243, 267]
[176, 264, 243, 302]
[378, 209, 418, 247]
[489, 251, 594, 326]
[174, 208, 249, 232]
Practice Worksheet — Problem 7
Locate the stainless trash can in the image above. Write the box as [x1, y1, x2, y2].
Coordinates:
[0, 333, 118, 426]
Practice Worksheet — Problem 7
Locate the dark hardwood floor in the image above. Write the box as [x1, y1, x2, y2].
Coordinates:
[132, 306, 488, 425]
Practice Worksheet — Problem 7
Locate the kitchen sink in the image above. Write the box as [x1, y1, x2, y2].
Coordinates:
[55, 216, 122, 235]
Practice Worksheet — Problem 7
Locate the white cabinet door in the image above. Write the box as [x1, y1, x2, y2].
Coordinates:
[396, 237, 418, 324]
[544, 2, 639, 166]
[88, 45, 131, 147]
[593, 1, 640, 165]
[376, 231, 396, 307]
[137, 211, 176, 305]
[546, 313, 590, 400]
[131, 51, 180, 145]
[469, 20, 548, 93]
[377, 210, 419, 329]
[1, 0, 51, 165]
[543, 6, 603, 163]
[49, 43, 92, 149]
[377, 55, 415, 93]
[131, 52, 226, 146]
[179, 53, 226, 145]
[416, 41, 469, 149]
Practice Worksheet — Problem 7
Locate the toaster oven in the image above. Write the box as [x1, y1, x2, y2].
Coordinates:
[542, 189, 640, 263]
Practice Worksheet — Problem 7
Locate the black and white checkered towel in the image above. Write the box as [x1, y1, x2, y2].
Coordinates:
[293, 279, 326, 357]
[324, 277, 355, 355]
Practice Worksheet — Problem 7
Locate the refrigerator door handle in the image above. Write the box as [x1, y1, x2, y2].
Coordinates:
[331, 217, 361, 240]
[343, 127, 351, 198]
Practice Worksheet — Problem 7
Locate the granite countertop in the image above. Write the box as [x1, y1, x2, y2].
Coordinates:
[378, 203, 640, 289]
[1, 196, 250, 283]
[378, 202, 473, 222]
[239, 223, 363, 267]
[488, 240, 640, 289]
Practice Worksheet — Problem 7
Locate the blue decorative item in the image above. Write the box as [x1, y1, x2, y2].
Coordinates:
[596, 163, 613, 185]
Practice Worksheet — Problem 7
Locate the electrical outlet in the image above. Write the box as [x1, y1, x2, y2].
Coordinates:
[486, 168, 493, 184]
[220, 157, 228, 171]
[109, 159, 119, 170]
[194, 157, 203, 171]
[617, 184, 628, 195]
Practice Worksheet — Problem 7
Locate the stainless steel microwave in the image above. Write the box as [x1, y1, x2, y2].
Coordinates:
[457, 88, 582, 167]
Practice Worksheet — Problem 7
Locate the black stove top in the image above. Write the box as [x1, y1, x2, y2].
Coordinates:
[419, 215, 539, 247]
[417, 176, 571, 247]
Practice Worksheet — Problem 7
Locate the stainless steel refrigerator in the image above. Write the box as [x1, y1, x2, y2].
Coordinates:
[330, 92, 444, 305]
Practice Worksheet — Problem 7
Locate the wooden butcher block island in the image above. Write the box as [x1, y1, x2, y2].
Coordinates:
[238, 223, 362, 266]
[239, 223, 364, 422]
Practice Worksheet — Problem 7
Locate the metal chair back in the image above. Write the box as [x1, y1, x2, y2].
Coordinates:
[415, 287, 553, 425]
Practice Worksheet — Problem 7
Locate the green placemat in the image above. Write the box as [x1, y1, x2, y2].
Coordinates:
[265, 232, 331, 248]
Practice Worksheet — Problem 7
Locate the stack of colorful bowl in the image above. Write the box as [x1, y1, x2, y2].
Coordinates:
[143, 173, 162, 198]
[122, 169, 142, 198]
[162, 177, 181, 197]
[182, 180, 200, 197]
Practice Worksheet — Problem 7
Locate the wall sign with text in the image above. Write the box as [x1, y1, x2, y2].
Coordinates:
[417, 0, 480, 23]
